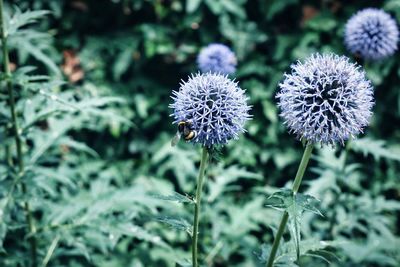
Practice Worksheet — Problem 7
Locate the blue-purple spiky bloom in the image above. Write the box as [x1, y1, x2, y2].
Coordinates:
[276, 54, 374, 145]
[344, 8, 399, 60]
[170, 73, 250, 147]
[197, 44, 237, 75]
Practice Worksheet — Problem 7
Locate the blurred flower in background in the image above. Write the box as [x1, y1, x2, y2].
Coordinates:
[170, 73, 250, 147]
[344, 8, 399, 60]
[197, 44, 237, 75]
[61, 50, 84, 83]
[276, 53, 374, 145]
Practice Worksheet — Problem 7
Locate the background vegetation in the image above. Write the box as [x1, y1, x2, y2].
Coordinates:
[1, 0, 400, 266]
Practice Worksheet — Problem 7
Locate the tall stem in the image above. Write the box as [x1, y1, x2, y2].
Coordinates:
[0, 2, 37, 266]
[291, 144, 313, 194]
[192, 147, 209, 267]
[266, 144, 313, 267]
[5, 144, 12, 166]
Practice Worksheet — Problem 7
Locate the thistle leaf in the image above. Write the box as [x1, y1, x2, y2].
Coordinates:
[151, 192, 194, 204]
[351, 138, 400, 162]
[157, 216, 192, 235]
[7, 8, 50, 36]
[266, 189, 323, 260]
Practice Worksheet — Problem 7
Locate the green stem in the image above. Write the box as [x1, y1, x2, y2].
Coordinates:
[291, 144, 313, 194]
[266, 144, 313, 267]
[0, 2, 37, 266]
[341, 139, 352, 171]
[5, 144, 12, 166]
[192, 147, 209, 267]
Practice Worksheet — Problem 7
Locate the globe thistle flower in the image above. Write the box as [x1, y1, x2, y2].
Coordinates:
[344, 8, 399, 60]
[276, 53, 374, 145]
[170, 73, 250, 147]
[197, 44, 237, 75]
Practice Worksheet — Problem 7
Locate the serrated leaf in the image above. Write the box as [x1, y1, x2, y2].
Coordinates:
[7, 8, 50, 36]
[32, 167, 75, 189]
[287, 202, 302, 261]
[298, 239, 346, 254]
[98, 221, 168, 248]
[266, 189, 323, 260]
[351, 138, 400, 162]
[157, 216, 192, 235]
[294, 193, 323, 217]
[208, 165, 262, 202]
[274, 238, 343, 266]
[17, 36, 61, 76]
[151, 191, 194, 204]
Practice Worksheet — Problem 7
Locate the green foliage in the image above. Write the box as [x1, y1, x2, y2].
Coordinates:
[6, 8, 60, 75]
[152, 192, 195, 204]
[1, 0, 400, 266]
[351, 138, 400, 162]
[266, 189, 322, 260]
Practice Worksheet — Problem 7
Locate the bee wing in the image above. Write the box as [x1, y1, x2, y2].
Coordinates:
[171, 131, 181, 147]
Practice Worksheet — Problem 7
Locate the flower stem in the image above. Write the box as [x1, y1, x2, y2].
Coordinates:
[5, 144, 12, 166]
[0, 1, 37, 266]
[266, 144, 313, 267]
[192, 147, 209, 267]
[291, 144, 313, 194]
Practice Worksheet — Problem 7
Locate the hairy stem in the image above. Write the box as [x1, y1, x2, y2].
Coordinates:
[192, 147, 209, 267]
[266, 144, 313, 267]
[0, 1, 37, 266]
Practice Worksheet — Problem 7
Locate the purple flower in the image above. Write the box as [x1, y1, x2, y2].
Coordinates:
[344, 8, 399, 60]
[197, 44, 237, 75]
[276, 54, 374, 145]
[170, 73, 250, 147]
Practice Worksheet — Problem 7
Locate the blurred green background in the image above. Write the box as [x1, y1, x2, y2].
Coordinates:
[1, 0, 400, 266]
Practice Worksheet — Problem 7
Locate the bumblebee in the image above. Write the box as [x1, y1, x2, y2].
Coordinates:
[171, 120, 197, 147]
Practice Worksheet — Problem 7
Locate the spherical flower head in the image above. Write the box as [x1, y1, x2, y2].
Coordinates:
[344, 8, 399, 60]
[197, 44, 237, 75]
[276, 54, 374, 145]
[170, 73, 251, 147]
